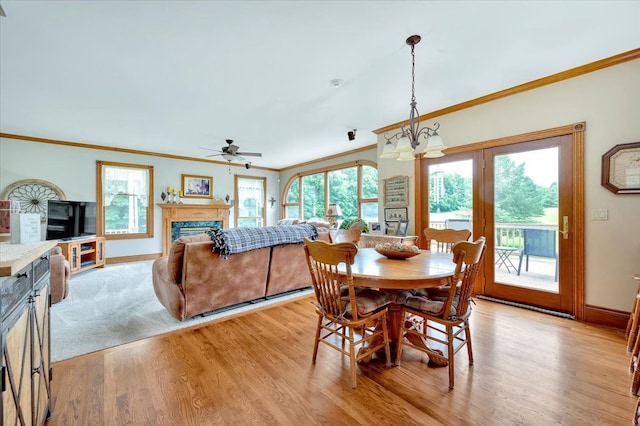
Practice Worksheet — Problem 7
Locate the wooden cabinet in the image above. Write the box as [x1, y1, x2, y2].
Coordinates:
[56, 236, 105, 275]
[1, 241, 56, 425]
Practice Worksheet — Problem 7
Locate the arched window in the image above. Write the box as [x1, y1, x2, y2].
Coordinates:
[282, 161, 378, 223]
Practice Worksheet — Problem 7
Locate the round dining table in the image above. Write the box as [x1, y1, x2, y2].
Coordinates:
[346, 247, 456, 289]
[339, 247, 457, 365]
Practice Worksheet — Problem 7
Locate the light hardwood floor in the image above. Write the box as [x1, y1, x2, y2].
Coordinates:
[46, 297, 635, 425]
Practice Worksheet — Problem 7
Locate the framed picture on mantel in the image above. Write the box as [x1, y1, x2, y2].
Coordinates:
[182, 174, 213, 199]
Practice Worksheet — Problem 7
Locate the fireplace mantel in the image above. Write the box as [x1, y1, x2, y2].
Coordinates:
[158, 203, 230, 255]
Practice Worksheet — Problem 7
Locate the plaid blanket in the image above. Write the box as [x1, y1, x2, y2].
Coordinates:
[207, 224, 318, 258]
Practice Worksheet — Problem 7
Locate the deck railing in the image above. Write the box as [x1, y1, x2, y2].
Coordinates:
[430, 221, 558, 251]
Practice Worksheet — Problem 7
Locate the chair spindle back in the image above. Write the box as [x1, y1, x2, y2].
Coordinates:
[423, 227, 472, 253]
[303, 238, 359, 320]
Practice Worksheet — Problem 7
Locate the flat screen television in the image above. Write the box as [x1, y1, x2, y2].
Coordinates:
[46, 200, 97, 241]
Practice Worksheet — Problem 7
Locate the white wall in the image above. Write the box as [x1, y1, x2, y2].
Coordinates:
[376, 59, 640, 311]
[0, 139, 280, 257]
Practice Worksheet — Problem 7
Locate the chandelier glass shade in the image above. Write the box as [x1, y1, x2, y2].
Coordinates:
[381, 34, 447, 161]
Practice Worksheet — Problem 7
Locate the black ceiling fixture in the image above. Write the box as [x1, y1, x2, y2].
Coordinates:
[202, 139, 262, 162]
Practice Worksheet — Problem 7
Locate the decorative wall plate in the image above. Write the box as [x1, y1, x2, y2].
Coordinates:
[0, 179, 66, 220]
[601, 142, 640, 194]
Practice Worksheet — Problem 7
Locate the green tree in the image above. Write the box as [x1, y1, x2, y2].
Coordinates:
[429, 173, 471, 213]
[494, 156, 544, 223]
[302, 174, 324, 219]
[328, 167, 357, 218]
[539, 182, 558, 208]
[104, 193, 147, 232]
[361, 166, 378, 199]
[286, 179, 299, 203]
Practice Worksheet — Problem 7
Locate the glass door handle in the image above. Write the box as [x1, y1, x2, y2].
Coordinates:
[559, 216, 569, 239]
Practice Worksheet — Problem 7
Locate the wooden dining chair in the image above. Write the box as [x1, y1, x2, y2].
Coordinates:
[303, 237, 392, 388]
[396, 236, 486, 389]
[330, 228, 362, 245]
[419, 227, 472, 290]
[627, 275, 640, 382]
[630, 293, 640, 354]
[423, 227, 472, 253]
[627, 274, 640, 350]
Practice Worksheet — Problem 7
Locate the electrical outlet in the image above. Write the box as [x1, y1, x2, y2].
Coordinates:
[591, 209, 608, 220]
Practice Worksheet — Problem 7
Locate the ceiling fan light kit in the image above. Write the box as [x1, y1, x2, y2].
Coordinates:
[202, 139, 262, 162]
[381, 34, 447, 161]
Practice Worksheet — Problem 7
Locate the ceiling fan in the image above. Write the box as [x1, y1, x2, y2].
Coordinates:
[202, 139, 262, 163]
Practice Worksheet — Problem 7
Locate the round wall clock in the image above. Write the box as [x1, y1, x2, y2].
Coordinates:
[601, 142, 640, 194]
[0, 179, 67, 220]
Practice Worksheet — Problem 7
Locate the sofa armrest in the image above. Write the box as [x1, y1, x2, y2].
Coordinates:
[152, 256, 187, 320]
[50, 248, 70, 303]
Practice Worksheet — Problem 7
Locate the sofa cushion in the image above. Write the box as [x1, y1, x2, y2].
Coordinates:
[168, 233, 212, 283]
[341, 287, 392, 316]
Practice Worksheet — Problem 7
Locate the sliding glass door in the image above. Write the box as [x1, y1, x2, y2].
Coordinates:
[419, 131, 579, 316]
[484, 136, 574, 313]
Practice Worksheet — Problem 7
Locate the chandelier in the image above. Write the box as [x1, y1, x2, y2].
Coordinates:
[380, 35, 447, 161]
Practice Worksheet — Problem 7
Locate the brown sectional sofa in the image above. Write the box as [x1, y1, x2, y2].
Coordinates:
[152, 226, 330, 321]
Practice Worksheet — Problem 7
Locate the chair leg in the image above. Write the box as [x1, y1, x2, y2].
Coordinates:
[447, 325, 455, 390]
[632, 368, 640, 396]
[312, 316, 322, 363]
[348, 327, 357, 388]
[517, 252, 524, 276]
[341, 325, 347, 351]
[628, 298, 638, 338]
[630, 298, 640, 352]
[631, 334, 640, 373]
[465, 322, 474, 366]
[381, 315, 391, 368]
[628, 285, 640, 338]
[395, 311, 406, 366]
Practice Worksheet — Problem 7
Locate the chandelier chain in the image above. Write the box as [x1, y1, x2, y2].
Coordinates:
[410, 43, 416, 105]
[380, 34, 446, 160]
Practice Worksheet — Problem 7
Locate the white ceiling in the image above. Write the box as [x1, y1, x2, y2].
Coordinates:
[1, 1, 639, 169]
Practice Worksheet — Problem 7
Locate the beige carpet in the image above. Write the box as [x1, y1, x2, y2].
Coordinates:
[50, 260, 313, 362]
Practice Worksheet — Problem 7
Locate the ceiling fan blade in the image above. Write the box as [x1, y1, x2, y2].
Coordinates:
[236, 152, 262, 157]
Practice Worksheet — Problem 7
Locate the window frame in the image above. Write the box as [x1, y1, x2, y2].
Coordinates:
[96, 160, 154, 240]
[282, 160, 378, 220]
[234, 174, 267, 228]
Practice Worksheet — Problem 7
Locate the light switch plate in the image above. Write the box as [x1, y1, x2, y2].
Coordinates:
[591, 209, 608, 220]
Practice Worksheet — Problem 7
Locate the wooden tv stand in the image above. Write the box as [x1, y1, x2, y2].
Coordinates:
[56, 236, 106, 275]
